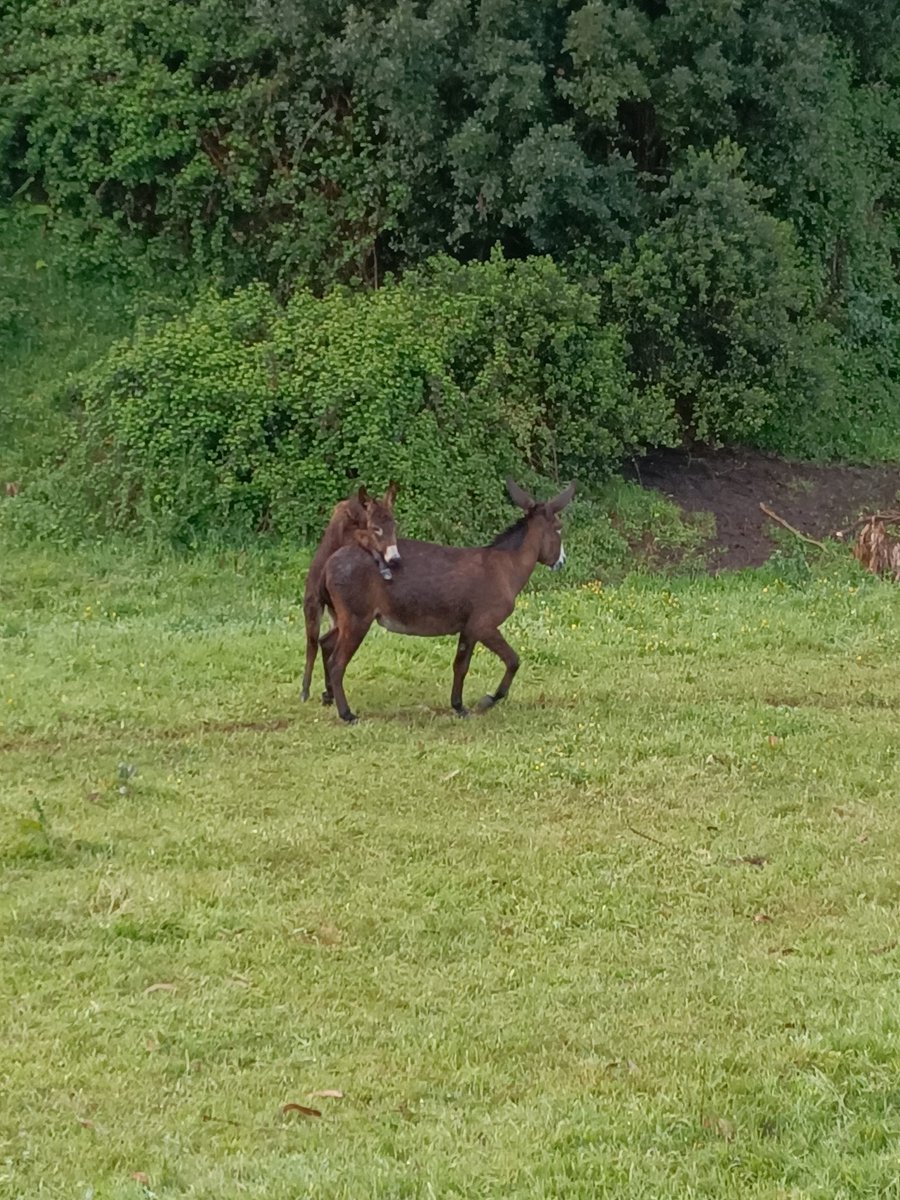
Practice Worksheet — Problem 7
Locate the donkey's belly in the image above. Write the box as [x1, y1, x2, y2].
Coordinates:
[376, 613, 458, 637]
[377, 614, 414, 635]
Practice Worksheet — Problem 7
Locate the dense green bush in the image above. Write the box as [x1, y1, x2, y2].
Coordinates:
[607, 142, 835, 445]
[14, 253, 671, 544]
[0, 0, 389, 290]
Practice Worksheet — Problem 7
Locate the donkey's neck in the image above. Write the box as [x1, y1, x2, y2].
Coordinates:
[489, 516, 544, 595]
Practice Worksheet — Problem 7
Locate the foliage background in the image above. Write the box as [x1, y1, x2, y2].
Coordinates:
[1, 0, 898, 541]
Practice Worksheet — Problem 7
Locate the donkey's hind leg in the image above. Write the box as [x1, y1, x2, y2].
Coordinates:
[300, 604, 321, 701]
[318, 627, 338, 706]
[327, 617, 373, 724]
[476, 629, 520, 710]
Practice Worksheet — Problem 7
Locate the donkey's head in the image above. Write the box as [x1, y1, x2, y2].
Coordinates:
[358, 482, 401, 565]
[506, 478, 576, 570]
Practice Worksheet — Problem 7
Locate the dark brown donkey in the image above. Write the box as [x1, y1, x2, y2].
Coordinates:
[300, 484, 400, 702]
[319, 478, 576, 722]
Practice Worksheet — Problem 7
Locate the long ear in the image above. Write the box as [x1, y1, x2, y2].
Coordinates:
[506, 477, 535, 511]
[383, 481, 399, 507]
[356, 485, 370, 508]
[548, 480, 577, 514]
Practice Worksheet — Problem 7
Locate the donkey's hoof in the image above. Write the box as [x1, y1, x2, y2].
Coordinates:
[477, 694, 497, 711]
[300, 687, 310, 702]
[340, 710, 358, 725]
[453, 704, 470, 719]
[379, 567, 393, 581]
[321, 691, 334, 707]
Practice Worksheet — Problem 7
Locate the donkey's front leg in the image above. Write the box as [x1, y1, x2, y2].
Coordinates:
[450, 634, 475, 717]
[476, 629, 520, 710]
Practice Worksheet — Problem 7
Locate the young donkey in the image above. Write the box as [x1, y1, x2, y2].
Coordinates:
[300, 484, 400, 702]
[319, 478, 576, 722]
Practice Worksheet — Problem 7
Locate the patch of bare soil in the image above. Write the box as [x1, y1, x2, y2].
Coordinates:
[628, 448, 900, 571]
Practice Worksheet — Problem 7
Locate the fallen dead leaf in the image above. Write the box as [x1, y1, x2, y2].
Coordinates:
[291, 922, 343, 947]
[281, 1103, 322, 1118]
[871, 940, 897, 956]
[440, 768, 461, 782]
[702, 1115, 736, 1140]
[201, 1112, 242, 1128]
[752, 913, 773, 924]
[143, 982, 177, 995]
[77, 1117, 94, 1129]
[856, 832, 870, 844]
[734, 855, 768, 868]
[227, 975, 252, 988]
[767, 735, 780, 747]
[308, 1089, 344, 1099]
[131, 1172, 150, 1185]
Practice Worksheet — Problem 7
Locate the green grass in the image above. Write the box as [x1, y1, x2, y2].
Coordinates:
[2, 540, 900, 1199]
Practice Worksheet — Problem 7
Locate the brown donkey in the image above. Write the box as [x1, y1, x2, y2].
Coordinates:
[319, 478, 576, 722]
[300, 484, 400, 702]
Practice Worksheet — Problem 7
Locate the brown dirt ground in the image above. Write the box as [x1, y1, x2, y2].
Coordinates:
[627, 448, 900, 571]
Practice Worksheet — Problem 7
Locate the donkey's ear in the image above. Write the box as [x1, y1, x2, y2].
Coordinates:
[548, 480, 576, 513]
[383, 481, 399, 507]
[357, 485, 370, 507]
[506, 477, 535, 511]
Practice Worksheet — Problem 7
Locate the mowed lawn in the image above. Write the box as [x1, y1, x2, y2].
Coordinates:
[2, 544, 899, 1199]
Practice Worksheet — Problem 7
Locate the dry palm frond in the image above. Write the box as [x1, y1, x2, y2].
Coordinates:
[853, 513, 900, 581]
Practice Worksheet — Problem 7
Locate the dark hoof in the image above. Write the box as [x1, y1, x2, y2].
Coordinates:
[477, 694, 497, 711]
[300, 687, 310, 702]
[340, 711, 358, 725]
[453, 704, 470, 719]
[321, 691, 334, 707]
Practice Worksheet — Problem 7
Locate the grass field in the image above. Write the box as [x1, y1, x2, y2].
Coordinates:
[2, 540, 900, 1199]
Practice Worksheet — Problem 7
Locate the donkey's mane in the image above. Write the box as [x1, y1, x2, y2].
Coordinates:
[487, 515, 529, 550]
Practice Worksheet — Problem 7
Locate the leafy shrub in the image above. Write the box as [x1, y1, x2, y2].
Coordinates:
[2, 0, 898, 468]
[14, 252, 671, 545]
[0, 0, 391, 290]
[607, 142, 837, 446]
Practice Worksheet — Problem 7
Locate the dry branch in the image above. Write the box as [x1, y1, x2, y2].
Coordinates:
[759, 503, 826, 550]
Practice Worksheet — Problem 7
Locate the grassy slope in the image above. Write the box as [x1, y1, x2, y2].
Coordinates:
[0, 210, 191, 482]
[2, 542, 899, 1199]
